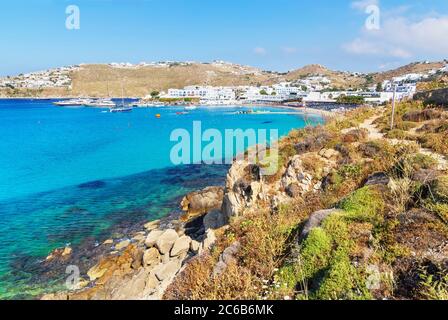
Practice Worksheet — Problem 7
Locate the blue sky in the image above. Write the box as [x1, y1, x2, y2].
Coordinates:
[1, 0, 447, 76]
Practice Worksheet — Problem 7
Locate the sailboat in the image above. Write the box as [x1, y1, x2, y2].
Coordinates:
[110, 81, 133, 113]
[85, 82, 116, 108]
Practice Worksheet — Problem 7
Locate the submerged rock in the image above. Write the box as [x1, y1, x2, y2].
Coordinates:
[144, 220, 160, 232]
[77, 180, 106, 190]
[115, 240, 131, 251]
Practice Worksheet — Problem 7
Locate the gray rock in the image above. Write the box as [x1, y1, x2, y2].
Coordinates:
[221, 242, 240, 265]
[171, 235, 192, 257]
[300, 209, 339, 239]
[145, 230, 164, 248]
[213, 242, 241, 276]
[364, 172, 390, 186]
[286, 183, 301, 198]
[203, 209, 228, 230]
[156, 229, 179, 255]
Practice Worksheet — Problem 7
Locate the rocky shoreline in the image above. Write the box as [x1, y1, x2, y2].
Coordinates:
[37, 104, 448, 300]
[40, 183, 227, 300]
[41, 139, 338, 300]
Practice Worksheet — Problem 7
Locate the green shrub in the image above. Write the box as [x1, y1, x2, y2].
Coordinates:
[338, 187, 385, 223]
[338, 164, 363, 179]
[385, 129, 409, 140]
[408, 154, 438, 171]
[432, 175, 448, 203]
[300, 228, 332, 279]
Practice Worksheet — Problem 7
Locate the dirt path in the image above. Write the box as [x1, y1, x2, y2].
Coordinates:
[343, 113, 447, 171]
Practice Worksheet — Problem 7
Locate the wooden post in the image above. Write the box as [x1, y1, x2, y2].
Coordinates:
[390, 84, 397, 130]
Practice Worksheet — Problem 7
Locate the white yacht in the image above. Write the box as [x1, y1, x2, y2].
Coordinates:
[84, 99, 116, 108]
[185, 106, 198, 111]
[53, 98, 93, 107]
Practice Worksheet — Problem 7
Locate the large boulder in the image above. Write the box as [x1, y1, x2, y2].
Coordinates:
[155, 229, 179, 255]
[221, 161, 265, 219]
[180, 186, 224, 219]
[154, 260, 181, 282]
[281, 156, 314, 197]
[145, 230, 164, 248]
[203, 209, 228, 230]
[170, 235, 192, 257]
[143, 248, 161, 267]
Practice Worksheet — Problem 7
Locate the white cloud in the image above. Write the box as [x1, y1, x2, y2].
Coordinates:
[344, 14, 448, 59]
[253, 47, 267, 56]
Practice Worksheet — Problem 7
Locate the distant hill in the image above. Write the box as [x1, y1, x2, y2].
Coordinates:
[372, 61, 445, 83]
[0, 60, 446, 98]
[285, 64, 367, 89]
[69, 63, 278, 97]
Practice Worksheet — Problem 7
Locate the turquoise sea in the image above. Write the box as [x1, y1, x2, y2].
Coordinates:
[0, 99, 323, 299]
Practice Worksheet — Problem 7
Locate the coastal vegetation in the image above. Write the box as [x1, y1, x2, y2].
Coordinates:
[162, 102, 448, 301]
[23, 98, 448, 301]
[336, 95, 365, 104]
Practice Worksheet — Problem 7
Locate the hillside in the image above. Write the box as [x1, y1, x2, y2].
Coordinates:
[68, 63, 279, 97]
[0, 60, 446, 98]
[372, 61, 446, 84]
[286, 64, 368, 89]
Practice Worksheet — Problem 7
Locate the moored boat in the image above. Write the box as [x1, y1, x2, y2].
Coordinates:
[109, 106, 133, 113]
[84, 99, 116, 108]
[53, 98, 93, 107]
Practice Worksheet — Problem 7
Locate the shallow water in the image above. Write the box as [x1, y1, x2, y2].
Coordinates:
[0, 99, 323, 299]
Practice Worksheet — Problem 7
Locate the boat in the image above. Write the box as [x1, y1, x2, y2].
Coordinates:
[110, 106, 133, 113]
[109, 81, 132, 113]
[84, 98, 116, 108]
[185, 106, 198, 111]
[53, 98, 93, 107]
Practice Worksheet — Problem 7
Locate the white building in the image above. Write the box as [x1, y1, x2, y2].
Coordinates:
[165, 86, 236, 102]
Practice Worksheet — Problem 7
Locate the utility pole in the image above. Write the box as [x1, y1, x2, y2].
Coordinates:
[390, 84, 397, 130]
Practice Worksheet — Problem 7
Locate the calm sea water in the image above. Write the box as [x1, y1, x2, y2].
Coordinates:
[0, 99, 323, 299]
